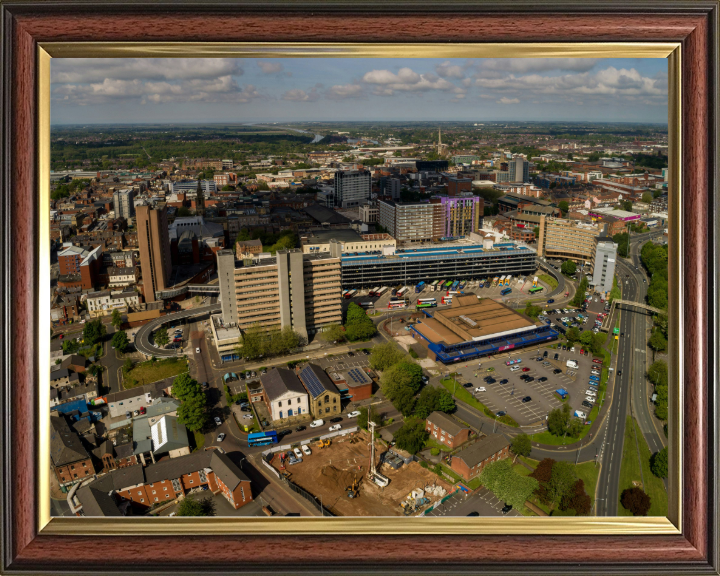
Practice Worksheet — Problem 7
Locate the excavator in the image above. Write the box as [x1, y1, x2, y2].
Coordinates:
[316, 439, 331, 449]
[346, 474, 361, 499]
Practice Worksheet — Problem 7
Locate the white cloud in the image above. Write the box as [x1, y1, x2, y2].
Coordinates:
[497, 97, 520, 104]
[436, 61, 465, 79]
[257, 61, 284, 74]
[282, 88, 320, 102]
[476, 58, 600, 76]
[51, 58, 243, 84]
[362, 67, 458, 96]
[325, 84, 365, 100]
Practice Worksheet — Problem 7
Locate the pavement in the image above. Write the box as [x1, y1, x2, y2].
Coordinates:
[424, 487, 522, 517]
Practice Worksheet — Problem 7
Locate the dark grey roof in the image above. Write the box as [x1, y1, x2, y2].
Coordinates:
[298, 363, 340, 399]
[50, 415, 89, 467]
[303, 204, 351, 225]
[51, 368, 71, 381]
[209, 451, 249, 491]
[143, 450, 213, 484]
[261, 368, 307, 402]
[89, 464, 145, 492]
[61, 354, 86, 368]
[453, 434, 510, 468]
[426, 411, 466, 436]
[76, 485, 123, 517]
[114, 442, 135, 460]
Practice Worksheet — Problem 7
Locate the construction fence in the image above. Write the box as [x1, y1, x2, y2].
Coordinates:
[261, 426, 360, 459]
[280, 476, 335, 517]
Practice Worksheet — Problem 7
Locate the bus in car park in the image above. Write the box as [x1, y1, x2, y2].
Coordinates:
[375, 286, 388, 298]
[529, 286, 544, 294]
[444, 280, 453, 289]
[342, 290, 350, 298]
[360, 302, 375, 309]
[505, 275, 512, 286]
[344, 289, 357, 299]
[499, 275, 506, 286]
[441, 294, 453, 305]
[492, 276, 500, 286]
[500, 287, 512, 296]
[388, 299, 408, 310]
[397, 287, 409, 298]
[415, 281, 426, 293]
[368, 286, 380, 296]
[416, 298, 437, 309]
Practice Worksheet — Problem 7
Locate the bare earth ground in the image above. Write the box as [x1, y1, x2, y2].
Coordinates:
[272, 431, 451, 516]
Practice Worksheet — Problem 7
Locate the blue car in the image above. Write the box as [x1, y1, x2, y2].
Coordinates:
[589, 375, 600, 382]
[547, 299, 555, 304]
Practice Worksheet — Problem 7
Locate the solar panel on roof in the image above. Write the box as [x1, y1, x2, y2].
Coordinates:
[300, 366, 326, 398]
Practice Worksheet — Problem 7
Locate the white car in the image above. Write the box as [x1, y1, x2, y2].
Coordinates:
[475, 387, 486, 392]
[510, 366, 520, 372]
[301, 444, 312, 456]
[585, 390, 597, 396]
[585, 396, 596, 403]
[293, 447, 303, 459]
[195, 347, 201, 354]
[216, 433, 226, 443]
[591, 370, 600, 376]
[570, 347, 575, 353]
[242, 414, 254, 420]
[310, 419, 324, 428]
[214, 416, 222, 426]
[575, 411, 587, 419]
[347, 411, 361, 418]
[329, 424, 342, 432]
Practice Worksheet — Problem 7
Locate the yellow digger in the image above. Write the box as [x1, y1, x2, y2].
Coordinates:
[316, 439, 331, 449]
[346, 474, 361, 499]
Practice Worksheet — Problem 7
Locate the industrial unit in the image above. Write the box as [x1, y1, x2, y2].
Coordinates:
[411, 295, 558, 364]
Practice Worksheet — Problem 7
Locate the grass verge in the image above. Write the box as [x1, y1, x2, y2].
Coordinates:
[440, 377, 519, 427]
[538, 274, 558, 291]
[424, 437, 454, 452]
[618, 416, 668, 517]
[124, 357, 188, 388]
[192, 430, 205, 452]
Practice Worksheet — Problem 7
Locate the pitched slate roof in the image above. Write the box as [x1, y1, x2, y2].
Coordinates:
[50, 415, 89, 467]
[298, 363, 340, 399]
[261, 368, 307, 402]
[453, 434, 510, 468]
[76, 485, 123, 517]
[426, 411, 466, 437]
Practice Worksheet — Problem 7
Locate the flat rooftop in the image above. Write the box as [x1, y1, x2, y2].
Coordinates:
[341, 241, 534, 265]
[211, 314, 241, 341]
[414, 296, 537, 345]
[301, 228, 364, 244]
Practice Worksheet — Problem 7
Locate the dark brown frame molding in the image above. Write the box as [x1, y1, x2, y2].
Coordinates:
[1, 2, 717, 574]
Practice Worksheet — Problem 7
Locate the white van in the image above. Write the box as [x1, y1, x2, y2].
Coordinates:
[310, 419, 324, 428]
[566, 359, 579, 369]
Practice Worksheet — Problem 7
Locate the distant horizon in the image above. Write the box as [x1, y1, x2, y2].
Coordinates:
[51, 57, 668, 124]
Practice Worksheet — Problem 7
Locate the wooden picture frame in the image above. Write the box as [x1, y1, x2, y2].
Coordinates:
[1, 1, 717, 573]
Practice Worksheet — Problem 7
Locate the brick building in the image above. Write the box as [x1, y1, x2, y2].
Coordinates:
[58, 245, 102, 290]
[450, 434, 510, 481]
[51, 415, 95, 487]
[298, 363, 342, 419]
[425, 411, 471, 449]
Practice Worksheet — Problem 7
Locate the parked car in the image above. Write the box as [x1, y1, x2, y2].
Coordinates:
[293, 448, 303, 459]
[329, 424, 342, 432]
[543, 351, 548, 357]
[495, 411, 507, 417]
[347, 411, 361, 418]
[585, 396, 596, 403]
[538, 377, 548, 383]
[214, 416, 222, 426]
[287, 456, 302, 466]
[475, 387, 486, 392]
[522, 367, 530, 372]
[554, 353, 559, 360]
[499, 379, 509, 385]
[547, 299, 555, 304]
[330, 416, 343, 423]
[216, 433, 226, 443]
[553, 369, 563, 374]
[589, 375, 600, 382]
[575, 411, 587, 419]
[242, 414, 254, 420]
[521, 396, 532, 403]
[592, 359, 603, 364]
[502, 504, 513, 514]
[310, 420, 324, 428]
[195, 347, 201, 354]
[295, 425, 306, 432]
[486, 378, 497, 384]
[582, 401, 593, 409]
[585, 390, 597, 396]
[525, 376, 535, 382]
[301, 444, 312, 456]
[421, 375, 429, 383]
[139, 406, 146, 415]
[125, 411, 132, 419]
[510, 366, 520, 372]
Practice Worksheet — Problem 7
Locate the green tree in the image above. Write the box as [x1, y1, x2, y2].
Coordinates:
[524, 303, 542, 320]
[357, 405, 382, 431]
[344, 302, 377, 341]
[177, 496, 216, 516]
[558, 201, 569, 215]
[478, 459, 539, 511]
[561, 260, 577, 276]
[154, 327, 169, 348]
[511, 433, 532, 457]
[533, 226, 540, 238]
[571, 276, 589, 307]
[566, 327, 580, 345]
[648, 329, 668, 359]
[579, 330, 594, 348]
[591, 332, 607, 355]
[172, 373, 203, 402]
[381, 361, 424, 398]
[613, 232, 630, 258]
[123, 358, 133, 373]
[177, 394, 208, 432]
[237, 323, 265, 360]
[529, 458, 556, 504]
[641, 191, 653, 204]
[650, 447, 668, 478]
[560, 479, 592, 515]
[369, 341, 405, 372]
[83, 319, 106, 346]
[548, 461, 578, 506]
[647, 360, 668, 387]
[547, 403, 571, 437]
[111, 308, 123, 330]
[320, 324, 346, 344]
[177, 206, 191, 217]
[111, 330, 129, 353]
[588, 152, 601, 162]
[438, 388, 456, 413]
[393, 418, 429, 455]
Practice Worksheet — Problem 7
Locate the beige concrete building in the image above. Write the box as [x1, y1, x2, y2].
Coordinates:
[300, 229, 395, 255]
[216, 249, 342, 342]
[378, 200, 445, 244]
[297, 363, 342, 419]
[136, 203, 172, 303]
[537, 216, 601, 266]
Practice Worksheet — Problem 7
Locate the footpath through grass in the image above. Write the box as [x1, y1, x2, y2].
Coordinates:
[124, 357, 188, 388]
[538, 274, 558, 291]
[440, 377, 519, 427]
[618, 416, 668, 516]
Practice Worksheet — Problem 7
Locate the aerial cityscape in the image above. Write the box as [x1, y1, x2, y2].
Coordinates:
[48, 58, 670, 519]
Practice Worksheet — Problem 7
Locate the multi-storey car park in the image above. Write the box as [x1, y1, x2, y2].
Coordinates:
[339, 242, 537, 289]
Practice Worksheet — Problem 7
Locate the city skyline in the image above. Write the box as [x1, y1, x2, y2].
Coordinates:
[51, 57, 668, 125]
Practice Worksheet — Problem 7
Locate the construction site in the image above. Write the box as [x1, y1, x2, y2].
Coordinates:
[269, 425, 452, 517]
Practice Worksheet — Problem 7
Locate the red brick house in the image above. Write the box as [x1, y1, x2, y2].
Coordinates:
[51, 415, 95, 487]
[425, 411, 470, 449]
[450, 434, 511, 481]
[74, 449, 252, 516]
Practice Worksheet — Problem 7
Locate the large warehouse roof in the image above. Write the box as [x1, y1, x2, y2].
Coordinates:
[414, 296, 537, 345]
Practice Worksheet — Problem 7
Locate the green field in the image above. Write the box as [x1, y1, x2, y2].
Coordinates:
[124, 357, 188, 388]
[538, 274, 558, 291]
[618, 416, 668, 516]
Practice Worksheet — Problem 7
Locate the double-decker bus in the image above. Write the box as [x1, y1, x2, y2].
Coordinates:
[430, 280, 439, 292]
[492, 276, 500, 286]
[500, 287, 512, 296]
[248, 431, 279, 447]
[388, 300, 408, 310]
[416, 298, 437, 309]
[368, 286, 380, 296]
[397, 287, 409, 298]
[441, 295, 453, 305]
[444, 280, 453, 289]
[375, 286, 388, 297]
[458, 281, 466, 290]
[505, 275, 512, 286]
[342, 290, 350, 298]
[415, 281, 426, 293]
[499, 275, 506, 286]
[529, 286, 544, 294]
[451, 280, 459, 291]
[344, 289, 357, 299]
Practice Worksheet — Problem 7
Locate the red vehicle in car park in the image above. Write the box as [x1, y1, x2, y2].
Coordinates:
[522, 367, 531, 372]
[592, 359, 603, 364]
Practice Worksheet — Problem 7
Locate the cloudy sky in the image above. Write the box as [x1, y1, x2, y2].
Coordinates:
[51, 57, 668, 124]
